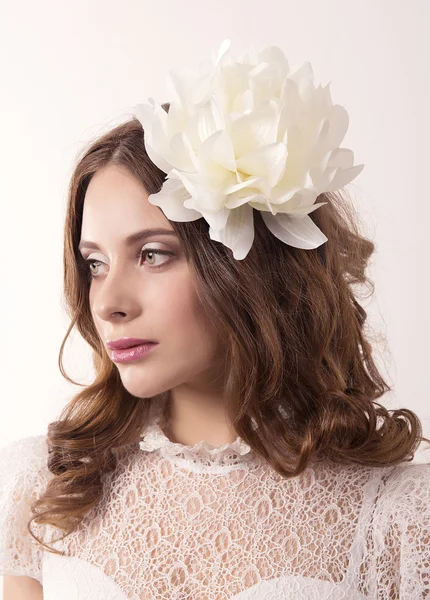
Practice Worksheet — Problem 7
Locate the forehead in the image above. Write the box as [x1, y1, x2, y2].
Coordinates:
[81, 164, 171, 237]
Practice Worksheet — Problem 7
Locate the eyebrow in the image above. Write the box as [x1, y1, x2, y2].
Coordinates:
[78, 228, 178, 252]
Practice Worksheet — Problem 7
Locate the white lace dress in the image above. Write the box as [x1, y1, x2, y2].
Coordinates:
[1, 401, 429, 599]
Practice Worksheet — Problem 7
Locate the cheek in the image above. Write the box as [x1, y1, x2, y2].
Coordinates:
[154, 276, 200, 329]
[153, 276, 217, 347]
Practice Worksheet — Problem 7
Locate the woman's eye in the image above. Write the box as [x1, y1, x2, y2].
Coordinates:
[84, 248, 174, 279]
[139, 248, 174, 267]
[85, 259, 104, 278]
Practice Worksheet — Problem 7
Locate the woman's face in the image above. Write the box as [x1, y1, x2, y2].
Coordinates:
[79, 164, 224, 399]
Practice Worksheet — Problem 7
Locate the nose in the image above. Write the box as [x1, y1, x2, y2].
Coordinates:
[91, 262, 141, 323]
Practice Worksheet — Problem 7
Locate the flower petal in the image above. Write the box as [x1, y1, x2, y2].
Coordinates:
[327, 147, 354, 170]
[228, 99, 280, 157]
[318, 104, 350, 151]
[226, 192, 268, 210]
[310, 148, 359, 190]
[214, 38, 232, 66]
[224, 176, 260, 196]
[209, 204, 255, 260]
[169, 131, 198, 172]
[324, 164, 365, 192]
[165, 102, 187, 139]
[287, 200, 328, 216]
[248, 194, 276, 213]
[261, 211, 328, 249]
[169, 168, 199, 197]
[199, 206, 230, 229]
[134, 103, 173, 174]
[236, 142, 287, 187]
[184, 97, 225, 149]
[147, 178, 201, 222]
[185, 189, 226, 212]
[273, 186, 318, 214]
[258, 45, 289, 73]
[310, 165, 338, 190]
[198, 129, 236, 173]
[270, 186, 303, 205]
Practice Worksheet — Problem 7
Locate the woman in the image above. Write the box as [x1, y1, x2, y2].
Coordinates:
[1, 40, 429, 599]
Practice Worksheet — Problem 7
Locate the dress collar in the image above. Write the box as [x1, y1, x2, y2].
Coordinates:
[138, 396, 256, 472]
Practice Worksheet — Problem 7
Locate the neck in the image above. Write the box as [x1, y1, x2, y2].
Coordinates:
[160, 388, 238, 447]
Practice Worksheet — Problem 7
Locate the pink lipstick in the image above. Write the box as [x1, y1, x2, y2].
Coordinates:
[111, 342, 157, 363]
[106, 337, 158, 363]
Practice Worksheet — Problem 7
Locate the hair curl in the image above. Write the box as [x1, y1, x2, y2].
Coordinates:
[29, 106, 430, 553]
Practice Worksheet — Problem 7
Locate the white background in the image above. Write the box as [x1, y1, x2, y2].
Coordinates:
[0, 0, 429, 592]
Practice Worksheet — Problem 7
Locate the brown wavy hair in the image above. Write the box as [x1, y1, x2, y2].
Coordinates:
[29, 106, 430, 552]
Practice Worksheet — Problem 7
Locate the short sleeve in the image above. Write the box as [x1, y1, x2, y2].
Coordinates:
[0, 435, 50, 584]
[369, 462, 430, 598]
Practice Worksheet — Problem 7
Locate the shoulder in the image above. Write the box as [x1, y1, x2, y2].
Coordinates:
[0, 434, 50, 496]
[0, 435, 49, 583]
[379, 461, 430, 504]
[372, 461, 430, 541]
[365, 461, 430, 594]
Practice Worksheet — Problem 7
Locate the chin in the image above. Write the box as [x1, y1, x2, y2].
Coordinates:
[116, 367, 170, 400]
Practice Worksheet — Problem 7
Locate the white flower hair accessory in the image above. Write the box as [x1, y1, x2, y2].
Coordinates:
[134, 39, 364, 260]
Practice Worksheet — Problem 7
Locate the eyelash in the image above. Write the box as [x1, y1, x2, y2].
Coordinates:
[84, 247, 174, 279]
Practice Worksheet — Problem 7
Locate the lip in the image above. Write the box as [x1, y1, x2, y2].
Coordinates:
[110, 342, 157, 364]
[106, 337, 157, 350]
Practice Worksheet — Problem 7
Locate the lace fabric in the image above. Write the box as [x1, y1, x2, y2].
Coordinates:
[1, 414, 429, 599]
